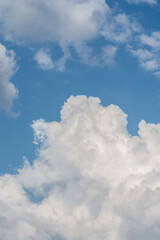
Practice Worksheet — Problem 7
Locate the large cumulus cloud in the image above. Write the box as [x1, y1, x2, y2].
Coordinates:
[1, 95, 160, 239]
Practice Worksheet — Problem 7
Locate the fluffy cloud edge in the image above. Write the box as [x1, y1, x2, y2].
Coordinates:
[1, 95, 160, 239]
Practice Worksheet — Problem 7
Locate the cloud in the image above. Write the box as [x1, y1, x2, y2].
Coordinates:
[0, 0, 108, 44]
[0, 43, 18, 113]
[126, 0, 157, 5]
[129, 47, 159, 71]
[0, 0, 144, 71]
[34, 49, 54, 70]
[0, 0, 141, 46]
[73, 43, 117, 67]
[129, 31, 160, 74]
[102, 13, 141, 44]
[72, 11, 141, 69]
[1, 95, 160, 239]
[139, 32, 160, 49]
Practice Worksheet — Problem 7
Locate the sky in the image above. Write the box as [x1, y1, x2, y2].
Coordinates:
[0, 0, 160, 239]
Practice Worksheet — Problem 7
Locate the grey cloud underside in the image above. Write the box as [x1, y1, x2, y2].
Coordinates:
[1, 95, 160, 239]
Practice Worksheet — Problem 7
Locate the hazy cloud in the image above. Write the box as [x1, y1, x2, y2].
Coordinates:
[129, 47, 159, 71]
[73, 43, 117, 67]
[139, 32, 160, 49]
[0, 0, 144, 71]
[129, 31, 160, 74]
[102, 13, 141, 44]
[126, 0, 157, 5]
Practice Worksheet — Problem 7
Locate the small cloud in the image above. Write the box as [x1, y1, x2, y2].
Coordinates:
[102, 13, 141, 44]
[34, 49, 54, 70]
[129, 31, 160, 74]
[101, 45, 117, 66]
[155, 71, 160, 78]
[139, 31, 160, 49]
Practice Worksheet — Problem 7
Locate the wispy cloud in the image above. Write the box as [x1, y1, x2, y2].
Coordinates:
[139, 31, 160, 49]
[102, 13, 141, 44]
[126, 0, 157, 5]
[129, 31, 160, 74]
[0, 0, 108, 44]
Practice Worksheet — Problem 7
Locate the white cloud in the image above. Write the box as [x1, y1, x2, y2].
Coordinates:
[34, 49, 54, 70]
[139, 31, 160, 49]
[1, 96, 160, 239]
[0, 43, 18, 112]
[0, 0, 144, 70]
[0, 0, 110, 70]
[129, 47, 159, 71]
[129, 31, 160, 74]
[0, 0, 108, 44]
[34, 46, 71, 72]
[102, 13, 141, 44]
[126, 0, 157, 5]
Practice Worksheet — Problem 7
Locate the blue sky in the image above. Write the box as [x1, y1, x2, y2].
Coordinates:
[1, 1, 160, 239]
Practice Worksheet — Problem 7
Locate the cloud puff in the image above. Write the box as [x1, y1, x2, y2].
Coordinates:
[126, 0, 157, 5]
[0, 43, 18, 112]
[139, 32, 160, 49]
[1, 95, 160, 239]
[72, 11, 141, 68]
[34, 49, 54, 70]
[129, 47, 158, 71]
[0, 0, 110, 70]
[129, 31, 160, 74]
